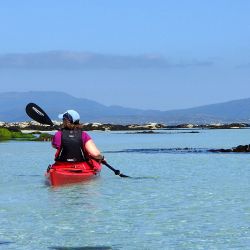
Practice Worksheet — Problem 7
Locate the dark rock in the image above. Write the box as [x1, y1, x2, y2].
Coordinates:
[232, 144, 250, 152]
[209, 144, 250, 153]
[5, 126, 21, 132]
[208, 148, 233, 153]
[202, 123, 249, 129]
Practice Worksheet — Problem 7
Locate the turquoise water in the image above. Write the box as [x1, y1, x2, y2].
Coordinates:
[0, 129, 250, 249]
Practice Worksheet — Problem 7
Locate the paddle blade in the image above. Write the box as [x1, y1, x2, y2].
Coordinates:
[25, 103, 54, 126]
[119, 173, 130, 178]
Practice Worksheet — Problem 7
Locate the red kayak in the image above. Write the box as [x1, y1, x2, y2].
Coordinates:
[45, 160, 102, 186]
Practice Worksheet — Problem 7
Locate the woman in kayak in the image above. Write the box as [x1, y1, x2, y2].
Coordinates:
[52, 109, 104, 163]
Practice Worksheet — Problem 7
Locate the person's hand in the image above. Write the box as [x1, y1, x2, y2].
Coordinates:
[93, 154, 105, 163]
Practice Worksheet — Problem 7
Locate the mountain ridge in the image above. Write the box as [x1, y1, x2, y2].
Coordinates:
[0, 91, 250, 124]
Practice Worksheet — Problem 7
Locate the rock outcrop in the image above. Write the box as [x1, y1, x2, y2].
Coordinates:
[209, 144, 250, 153]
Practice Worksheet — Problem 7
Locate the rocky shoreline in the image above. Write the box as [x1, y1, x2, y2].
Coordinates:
[0, 121, 249, 131]
[1, 121, 250, 152]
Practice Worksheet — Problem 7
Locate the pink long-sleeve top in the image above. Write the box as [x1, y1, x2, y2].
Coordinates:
[52, 130, 92, 149]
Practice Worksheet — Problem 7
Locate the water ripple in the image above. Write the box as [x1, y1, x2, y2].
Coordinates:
[49, 247, 112, 250]
[104, 148, 209, 154]
[0, 241, 14, 245]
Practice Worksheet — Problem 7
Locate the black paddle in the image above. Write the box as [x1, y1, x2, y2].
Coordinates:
[25, 102, 130, 178]
[25, 103, 54, 126]
[102, 160, 130, 178]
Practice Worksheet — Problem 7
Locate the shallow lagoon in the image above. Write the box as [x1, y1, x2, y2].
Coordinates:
[0, 129, 250, 249]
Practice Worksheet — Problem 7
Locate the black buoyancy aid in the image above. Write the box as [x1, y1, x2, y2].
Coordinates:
[56, 129, 87, 162]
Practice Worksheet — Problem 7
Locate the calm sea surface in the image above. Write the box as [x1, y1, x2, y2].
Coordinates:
[0, 129, 250, 250]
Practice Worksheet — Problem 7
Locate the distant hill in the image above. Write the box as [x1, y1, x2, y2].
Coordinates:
[161, 99, 250, 124]
[0, 91, 250, 124]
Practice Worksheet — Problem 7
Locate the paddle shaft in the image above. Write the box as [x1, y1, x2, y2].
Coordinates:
[102, 160, 130, 178]
[102, 160, 116, 172]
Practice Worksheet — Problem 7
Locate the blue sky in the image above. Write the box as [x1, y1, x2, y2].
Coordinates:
[0, 0, 250, 110]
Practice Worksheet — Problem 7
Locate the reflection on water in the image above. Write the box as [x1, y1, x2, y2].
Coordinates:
[129, 176, 159, 180]
[49, 247, 112, 250]
[0, 241, 14, 245]
[15, 174, 41, 177]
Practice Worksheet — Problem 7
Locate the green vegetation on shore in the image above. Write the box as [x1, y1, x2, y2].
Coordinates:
[0, 128, 52, 141]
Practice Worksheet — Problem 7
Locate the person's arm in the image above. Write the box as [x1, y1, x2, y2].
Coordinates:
[84, 139, 104, 161]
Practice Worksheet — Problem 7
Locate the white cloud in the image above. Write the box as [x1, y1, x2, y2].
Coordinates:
[0, 51, 213, 70]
